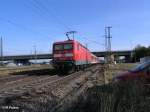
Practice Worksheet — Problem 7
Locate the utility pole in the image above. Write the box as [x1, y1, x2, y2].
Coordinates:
[33, 45, 37, 64]
[30, 50, 33, 65]
[0, 37, 3, 66]
[105, 28, 108, 52]
[105, 26, 112, 64]
[107, 26, 112, 52]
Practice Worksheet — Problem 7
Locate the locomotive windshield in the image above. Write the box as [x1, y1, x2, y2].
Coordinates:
[64, 44, 73, 50]
[54, 43, 73, 50]
[54, 44, 63, 50]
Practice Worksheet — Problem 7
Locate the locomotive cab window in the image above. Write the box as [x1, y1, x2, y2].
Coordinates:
[64, 44, 73, 50]
[54, 44, 63, 50]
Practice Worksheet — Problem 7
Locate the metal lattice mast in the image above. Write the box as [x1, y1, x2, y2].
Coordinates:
[105, 26, 112, 63]
[0, 37, 3, 66]
[33, 45, 37, 64]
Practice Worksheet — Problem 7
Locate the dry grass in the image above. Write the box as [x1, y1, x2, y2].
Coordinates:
[1, 63, 144, 112]
[55, 63, 150, 112]
[104, 63, 137, 83]
[0, 65, 52, 77]
[60, 80, 150, 112]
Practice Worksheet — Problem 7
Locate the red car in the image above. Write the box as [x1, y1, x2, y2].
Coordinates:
[113, 61, 150, 82]
[52, 39, 99, 72]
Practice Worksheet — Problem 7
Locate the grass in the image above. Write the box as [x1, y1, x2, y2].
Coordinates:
[0, 65, 52, 77]
[104, 63, 137, 83]
[55, 63, 149, 112]
[59, 80, 150, 112]
[1, 63, 145, 112]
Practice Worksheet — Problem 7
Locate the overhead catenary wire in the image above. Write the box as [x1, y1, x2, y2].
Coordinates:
[28, 0, 71, 31]
[0, 0, 72, 55]
[28, 0, 100, 44]
[26, 0, 104, 47]
[0, 16, 56, 41]
[0, 16, 56, 55]
[1, 1, 105, 54]
[26, 0, 74, 43]
[0, 17, 30, 31]
[78, 32, 104, 46]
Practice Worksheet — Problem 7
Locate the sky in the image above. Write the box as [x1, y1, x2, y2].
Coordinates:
[0, 0, 149, 55]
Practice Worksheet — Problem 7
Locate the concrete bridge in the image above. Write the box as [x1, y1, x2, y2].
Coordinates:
[1, 50, 133, 64]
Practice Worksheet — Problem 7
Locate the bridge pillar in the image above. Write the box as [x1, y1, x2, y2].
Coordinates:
[125, 55, 132, 63]
[114, 55, 119, 63]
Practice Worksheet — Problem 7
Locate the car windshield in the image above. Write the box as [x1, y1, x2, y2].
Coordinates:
[129, 61, 150, 72]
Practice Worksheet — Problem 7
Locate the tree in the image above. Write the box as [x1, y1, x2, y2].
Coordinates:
[132, 45, 150, 62]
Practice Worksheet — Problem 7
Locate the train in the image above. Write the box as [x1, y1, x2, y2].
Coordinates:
[52, 39, 99, 73]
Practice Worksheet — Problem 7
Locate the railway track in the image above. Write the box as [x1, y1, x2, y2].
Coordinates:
[0, 65, 52, 77]
[51, 65, 103, 112]
[9, 64, 104, 112]
[0, 75, 29, 84]
[0, 70, 83, 99]
[0, 65, 51, 71]
[0, 64, 103, 108]
[0, 75, 59, 96]
[0, 69, 55, 85]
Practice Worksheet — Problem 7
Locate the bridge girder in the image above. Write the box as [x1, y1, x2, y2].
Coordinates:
[2, 50, 133, 62]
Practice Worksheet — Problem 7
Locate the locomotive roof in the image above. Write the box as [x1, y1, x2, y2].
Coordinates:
[54, 40, 88, 48]
[54, 40, 75, 44]
[53, 39, 90, 51]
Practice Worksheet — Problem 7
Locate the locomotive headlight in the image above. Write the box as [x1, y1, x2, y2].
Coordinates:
[65, 53, 73, 57]
[54, 54, 62, 57]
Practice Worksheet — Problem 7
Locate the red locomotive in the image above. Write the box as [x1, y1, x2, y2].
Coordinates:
[52, 39, 99, 72]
